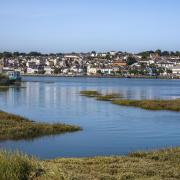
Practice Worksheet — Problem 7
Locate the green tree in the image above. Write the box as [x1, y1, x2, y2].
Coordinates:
[167, 69, 172, 74]
[3, 52, 12, 58]
[54, 68, 61, 74]
[28, 52, 42, 56]
[106, 54, 111, 59]
[170, 51, 175, 56]
[138, 51, 154, 59]
[175, 51, 180, 56]
[162, 51, 170, 56]
[138, 52, 150, 59]
[155, 49, 162, 56]
[0, 53, 3, 59]
[127, 56, 137, 65]
[91, 51, 96, 54]
[97, 70, 102, 74]
[129, 70, 139, 75]
[13, 52, 20, 57]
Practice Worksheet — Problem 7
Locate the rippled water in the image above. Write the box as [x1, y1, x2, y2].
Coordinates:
[0, 77, 180, 159]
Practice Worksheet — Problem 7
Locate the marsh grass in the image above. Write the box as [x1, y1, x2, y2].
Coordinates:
[0, 111, 81, 141]
[80, 90, 121, 101]
[80, 90, 101, 97]
[41, 147, 180, 179]
[80, 90, 180, 112]
[112, 99, 180, 111]
[0, 151, 41, 180]
[96, 93, 121, 101]
[1, 148, 180, 180]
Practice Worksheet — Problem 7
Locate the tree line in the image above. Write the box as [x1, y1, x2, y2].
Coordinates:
[138, 50, 180, 59]
[0, 50, 180, 59]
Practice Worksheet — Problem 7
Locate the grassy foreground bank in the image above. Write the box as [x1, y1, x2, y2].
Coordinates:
[0, 111, 81, 141]
[1, 147, 180, 180]
[80, 90, 180, 111]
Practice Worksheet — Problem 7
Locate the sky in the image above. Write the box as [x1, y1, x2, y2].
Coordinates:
[0, 0, 180, 53]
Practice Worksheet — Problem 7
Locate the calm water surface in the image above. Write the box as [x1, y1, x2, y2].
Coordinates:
[0, 77, 180, 159]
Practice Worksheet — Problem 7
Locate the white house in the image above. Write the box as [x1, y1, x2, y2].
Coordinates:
[27, 67, 37, 74]
[100, 68, 113, 75]
[44, 66, 54, 74]
[87, 66, 98, 75]
[90, 52, 97, 57]
[171, 66, 180, 74]
[109, 51, 116, 56]
[62, 68, 69, 74]
[157, 61, 175, 68]
[99, 53, 107, 57]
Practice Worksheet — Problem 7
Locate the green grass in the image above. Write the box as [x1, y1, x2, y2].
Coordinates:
[0, 151, 41, 180]
[80, 90, 180, 112]
[1, 148, 180, 180]
[96, 93, 121, 101]
[80, 90, 101, 97]
[80, 90, 121, 101]
[0, 111, 81, 141]
[112, 99, 180, 111]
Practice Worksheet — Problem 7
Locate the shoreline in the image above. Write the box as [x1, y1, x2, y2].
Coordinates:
[21, 74, 180, 80]
[1, 147, 180, 179]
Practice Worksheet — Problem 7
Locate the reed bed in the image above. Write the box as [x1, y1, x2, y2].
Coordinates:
[81, 90, 180, 111]
[0, 111, 81, 141]
[112, 99, 180, 111]
[1, 147, 180, 179]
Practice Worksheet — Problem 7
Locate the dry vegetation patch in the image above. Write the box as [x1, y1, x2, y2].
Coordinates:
[40, 148, 180, 180]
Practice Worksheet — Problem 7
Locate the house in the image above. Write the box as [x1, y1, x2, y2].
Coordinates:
[171, 66, 180, 75]
[99, 53, 107, 58]
[70, 66, 79, 73]
[157, 60, 175, 68]
[62, 68, 69, 74]
[87, 66, 98, 75]
[109, 51, 116, 56]
[14, 68, 24, 74]
[112, 60, 127, 67]
[112, 66, 120, 73]
[64, 55, 81, 62]
[100, 68, 113, 75]
[44, 66, 54, 74]
[90, 52, 97, 57]
[46, 60, 54, 66]
[27, 67, 37, 74]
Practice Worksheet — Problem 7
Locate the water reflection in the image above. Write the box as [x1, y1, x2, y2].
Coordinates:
[0, 77, 180, 159]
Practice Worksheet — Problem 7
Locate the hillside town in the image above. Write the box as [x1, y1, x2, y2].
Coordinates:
[0, 50, 180, 78]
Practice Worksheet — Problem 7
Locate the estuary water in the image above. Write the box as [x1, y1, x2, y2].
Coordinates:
[0, 77, 180, 159]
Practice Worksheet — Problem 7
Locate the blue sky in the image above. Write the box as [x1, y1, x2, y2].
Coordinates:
[0, 0, 180, 53]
